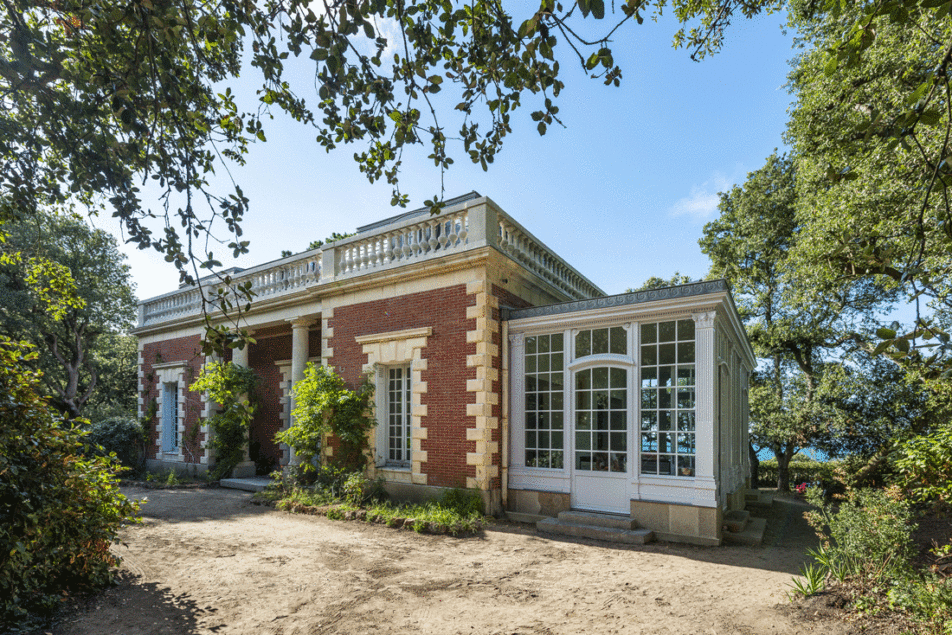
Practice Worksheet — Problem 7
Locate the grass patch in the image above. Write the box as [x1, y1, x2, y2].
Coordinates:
[259, 474, 487, 536]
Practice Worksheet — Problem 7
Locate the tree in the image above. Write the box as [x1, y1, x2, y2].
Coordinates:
[627, 272, 697, 292]
[0, 214, 137, 418]
[1, 0, 790, 350]
[785, 0, 952, 368]
[280, 232, 356, 258]
[700, 153, 893, 490]
[83, 332, 139, 422]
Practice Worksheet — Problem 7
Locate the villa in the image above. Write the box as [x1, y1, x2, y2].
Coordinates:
[133, 192, 756, 545]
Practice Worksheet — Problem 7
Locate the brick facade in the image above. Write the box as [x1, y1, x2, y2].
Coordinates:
[140, 335, 206, 464]
[329, 284, 477, 488]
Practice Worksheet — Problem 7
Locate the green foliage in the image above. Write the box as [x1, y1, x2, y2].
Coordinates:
[626, 272, 697, 292]
[756, 458, 838, 490]
[83, 416, 144, 474]
[339, 472, 386, 506]
[895, 424, 952, 505]
[0, 338, 139, 627]
[276, 364, 375, 470]
[437, 488, 485, 517]
[0, 0, 790, 348]
[190, 361, 258, 480]
[0, 213, 137, 418]
[788, 562, 825, 598]
[805, 487, 915, 584]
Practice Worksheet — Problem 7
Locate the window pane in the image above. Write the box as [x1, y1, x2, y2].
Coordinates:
[610, 411, 626, 430]
[610, 367, 626, 388]
[576, 369, 591, 390]
[551, 392, 564, 411]
[659, 321, 677, 342]
[592, 328, 609, 355]
[576, 412, 591, 430]
[595, 432, 609, 451]
[551, 352, 564, 370]
[611, 454, 627, 473]
[641, 456, 658, 475]
[678, 342, 695, 364]
[677, 411, 695, 431]
[539, 335, 550, 353]
[658, 365, 673, 387]
[538, 355, 550, 372]
[593, 367, 608, 389]
[641, 323, 657, 344]
[677, 433, 695, 454]
[576, 453, 592, 470]
[595, 411, 609, 430]
[576, 330, 591, 358]
[677, 319, 695, 341]
[641, 367, 657, 388]
[658, 388, 672, 409]
[577, 391, 591, 410]
[610, 327, 626, 354]
[610, 432, 626, 451]
[551, 372, 564, 390]
[551, 431, 563, 449]
[526, 431, 536, 448]
[641, 389, 657, 410]
[576, 431, 591, 450]
[641, 412, 657, 431]
[677, 388, 695, 409]
[526, 336, 537, 354]
[659, 343, 676, 365]
[677, 455, 695, 476]
[551, 411, 564, 429]
[659, 411, 673, 431]
[641, 433, 657, 452]
[610, 390, 626, 409]
[641, 345, 657, 366]
[551, 335, 564, 352]
[526, 413, 537, 429]
[592, 453, 609, 471]
[677, 366, 695, 386]
[526, 356, 536, 373]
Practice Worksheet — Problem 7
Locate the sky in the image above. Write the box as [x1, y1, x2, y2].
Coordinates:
[96, 8, 798, 303]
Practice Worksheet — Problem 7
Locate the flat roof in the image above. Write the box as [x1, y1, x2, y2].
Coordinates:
[504, 279, 732, 320]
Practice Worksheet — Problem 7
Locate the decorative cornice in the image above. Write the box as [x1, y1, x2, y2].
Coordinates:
[505, 280, 730, 320]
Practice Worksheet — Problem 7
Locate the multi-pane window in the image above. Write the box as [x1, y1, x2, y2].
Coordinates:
[575, 366, 627, 473]
[575, 326, 627, 358]
[640, 320, 696, 476]
[387, 367, 412, 465]
[162, 382, 179, 452]
[525, 333, 565, 469]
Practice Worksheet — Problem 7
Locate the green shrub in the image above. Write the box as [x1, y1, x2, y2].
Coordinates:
[341, 472, 386, 506]
[805, 486, 915, 584]
[276, 364, 375, 471]
[757, 458, 838, 489]
[895, 424, 952, 505]
[438, 487, 484, 516]
[190, 361, 258, 479]
[0, 339, 139, 628]
[83, 416, 144, 473]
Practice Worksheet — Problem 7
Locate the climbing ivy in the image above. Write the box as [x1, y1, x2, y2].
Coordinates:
[277, 364, 375, 471]
[191, 361, 258, 479]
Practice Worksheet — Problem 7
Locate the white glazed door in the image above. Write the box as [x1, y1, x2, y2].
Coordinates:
[570, 365, 629, 513]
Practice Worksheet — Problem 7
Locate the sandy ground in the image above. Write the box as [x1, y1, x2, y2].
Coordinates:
[50, 487, 853, 635]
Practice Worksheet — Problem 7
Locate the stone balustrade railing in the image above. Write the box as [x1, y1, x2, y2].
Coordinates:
[137, 198, 602, 328]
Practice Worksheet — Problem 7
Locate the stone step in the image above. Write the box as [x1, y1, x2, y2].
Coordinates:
[506, 511, 549, 524]
[537, 518, 654, 545]
[722, 517, 767, 546]
[558, 510, 638, 530]
[724, 509, 750, 533]
[219, 477, 272, 492]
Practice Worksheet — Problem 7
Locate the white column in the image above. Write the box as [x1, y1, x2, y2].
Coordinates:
[693, 310, 718, 506]
[288, 317, 315, 466]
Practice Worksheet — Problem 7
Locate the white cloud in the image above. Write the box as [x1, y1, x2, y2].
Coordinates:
[670, 173, 735, 221]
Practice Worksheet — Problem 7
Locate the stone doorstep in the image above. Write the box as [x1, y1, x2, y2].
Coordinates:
[219, 477, 272, 492]
[558, 510, 638, 531]
[721, 517, 767, 546]
[536, 514, 655, 546]
[505, 511, 549, 524]
[724, 509, 750, 533]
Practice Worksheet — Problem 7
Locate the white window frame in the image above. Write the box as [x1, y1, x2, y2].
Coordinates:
[162, 381, 179, 453]
[384, 365, 412, 467]
[151, 361, 189, 459]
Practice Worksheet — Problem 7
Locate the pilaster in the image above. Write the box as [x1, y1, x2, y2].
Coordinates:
[465, 278, 500, 490]
[693, 310, 718, 502]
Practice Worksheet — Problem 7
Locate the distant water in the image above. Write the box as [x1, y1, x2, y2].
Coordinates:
[756, 447, 830, 462]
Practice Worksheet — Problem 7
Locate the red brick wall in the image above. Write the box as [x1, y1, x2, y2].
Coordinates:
[248, 332, 293, 473]
[330, 285, 476, 488]
[140, 336, 205, 463]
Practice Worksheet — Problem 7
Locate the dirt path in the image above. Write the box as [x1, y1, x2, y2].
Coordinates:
[52, 488, 849, 635]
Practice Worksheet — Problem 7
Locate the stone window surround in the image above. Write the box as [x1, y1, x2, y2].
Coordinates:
[152, 361, 189, 462]
[355, 327, 431, 486]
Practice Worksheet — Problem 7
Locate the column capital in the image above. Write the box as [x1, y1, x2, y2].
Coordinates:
[692, 310, 717, 329]
[288, 316, 317, 329]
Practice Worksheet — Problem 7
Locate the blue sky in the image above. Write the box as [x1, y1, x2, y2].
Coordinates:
[99, 9, 796, 302]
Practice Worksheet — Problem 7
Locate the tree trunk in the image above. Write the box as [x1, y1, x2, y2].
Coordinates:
[749, 443, 760, 486]
[775, 444, 796, 492]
